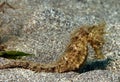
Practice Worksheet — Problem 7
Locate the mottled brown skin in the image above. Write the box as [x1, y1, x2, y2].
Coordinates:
[0, 23, 106, 73]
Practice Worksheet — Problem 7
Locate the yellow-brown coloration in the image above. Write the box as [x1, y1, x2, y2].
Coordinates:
[0, 23, 106, 73]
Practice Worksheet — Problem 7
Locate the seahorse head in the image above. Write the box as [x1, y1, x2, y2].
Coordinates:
[88, 22, 106, 48]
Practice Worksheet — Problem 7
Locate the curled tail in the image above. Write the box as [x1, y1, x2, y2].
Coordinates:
[0, 57, 81, 73]
[0, 58, 58, 72]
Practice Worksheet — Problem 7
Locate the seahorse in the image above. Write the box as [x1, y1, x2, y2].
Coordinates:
[0, 23, 106, 73]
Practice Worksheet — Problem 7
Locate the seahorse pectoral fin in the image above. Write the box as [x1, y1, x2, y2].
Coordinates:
[95, 54, 105, 59]
[94, 49, 105, 59]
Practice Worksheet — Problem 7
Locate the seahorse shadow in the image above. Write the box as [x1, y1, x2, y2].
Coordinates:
[75, 58, 112, 73]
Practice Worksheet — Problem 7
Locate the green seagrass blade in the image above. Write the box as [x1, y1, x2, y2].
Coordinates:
[0, 51, 33, 59]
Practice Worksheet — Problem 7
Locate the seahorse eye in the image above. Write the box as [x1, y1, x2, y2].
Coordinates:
[74, 36, 79, 40]
[71, 36, 79, 42]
